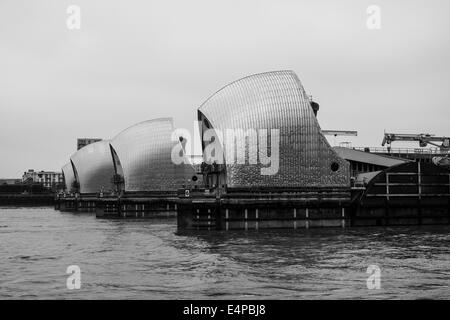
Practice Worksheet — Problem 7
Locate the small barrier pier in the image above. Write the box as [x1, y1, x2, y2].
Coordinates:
[55, 192, 178, 218]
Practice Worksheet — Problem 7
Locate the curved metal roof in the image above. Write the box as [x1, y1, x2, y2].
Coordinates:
[333, 146, 409, 167]
[198, 70, 350, 188]
[70, 140, 116, 194]
[61, 162, 76, 192]
[110, 118, 197, 192]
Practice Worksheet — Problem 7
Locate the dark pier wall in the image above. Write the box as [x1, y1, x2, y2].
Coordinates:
[177, 202, 349, 231]
[95, 197, 177, 219]
[56, 196, 97, 212]
[0, 194, 54, 206]
[352, 162, 450, 226]
[55, 193, 178, 218]
[177, 188, 352, 231]
[177, 162, 450, 231]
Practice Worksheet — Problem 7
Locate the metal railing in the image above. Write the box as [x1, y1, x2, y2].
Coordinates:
[351, 147, 450, 155]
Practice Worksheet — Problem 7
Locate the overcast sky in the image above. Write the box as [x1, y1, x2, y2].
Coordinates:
[1, 0, 449, 177]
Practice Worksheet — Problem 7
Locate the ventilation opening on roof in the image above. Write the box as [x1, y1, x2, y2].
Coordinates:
[331, 162, 340, 172]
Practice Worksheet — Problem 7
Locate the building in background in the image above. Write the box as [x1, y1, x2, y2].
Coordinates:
[22, 169, 64, 190]
[77, 138, 102, 150]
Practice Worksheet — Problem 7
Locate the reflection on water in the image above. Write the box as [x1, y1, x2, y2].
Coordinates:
[0, 207, 449, 299]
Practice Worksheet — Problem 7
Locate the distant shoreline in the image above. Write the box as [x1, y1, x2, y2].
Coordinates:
[0, 194, 54, 206]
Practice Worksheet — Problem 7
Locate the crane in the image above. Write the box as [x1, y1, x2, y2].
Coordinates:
[382, 132, 450, 150]
[382, 132, 450, 169]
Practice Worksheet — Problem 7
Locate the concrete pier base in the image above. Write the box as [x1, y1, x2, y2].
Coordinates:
[177, 203, 351, 231]
[57, 196, 97, 213]
[177, 188, 352, 231]
[55, 192, 179, 218]
[95, 196, 178, 219]
[176, 182, 450, 231]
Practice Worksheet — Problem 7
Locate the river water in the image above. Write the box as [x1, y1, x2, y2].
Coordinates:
[0, 207, 449, 299]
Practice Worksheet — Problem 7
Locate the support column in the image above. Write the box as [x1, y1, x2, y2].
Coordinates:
[293, 208, 297, 230]
[448, 174, 450, 225]
[117, 197, 122, 217]
[225, 209, 229, 231]
[305, 208, 309, 229]
[244, 209, 248, 231]
[418, 162, 422, 199]
[386, 173, 390, 201]
[207, 208, 211, 231]
[196, 209, 200, 231]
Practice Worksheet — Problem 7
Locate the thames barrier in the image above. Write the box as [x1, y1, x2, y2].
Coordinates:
[55, 71, 450, 230]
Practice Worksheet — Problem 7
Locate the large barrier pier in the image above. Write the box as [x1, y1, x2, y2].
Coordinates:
[177, 188, 352, 230]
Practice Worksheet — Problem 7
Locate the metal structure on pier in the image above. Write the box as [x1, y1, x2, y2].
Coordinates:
[70, 140, 116, 194]
[197, 70, 350, 189]
[110, 118, 200, 192]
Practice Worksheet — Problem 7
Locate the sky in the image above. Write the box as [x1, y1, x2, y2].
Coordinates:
[1, 0, 449, 178]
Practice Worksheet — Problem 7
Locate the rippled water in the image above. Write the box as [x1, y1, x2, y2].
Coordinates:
[0, 207, 449, 299]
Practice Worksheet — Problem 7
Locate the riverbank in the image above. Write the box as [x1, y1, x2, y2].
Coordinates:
[0, 194, 54, 206]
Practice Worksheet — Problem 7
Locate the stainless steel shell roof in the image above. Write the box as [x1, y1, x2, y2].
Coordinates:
[61, 162, 76, 192]
[70, 140, 116, 194]
[333, 146, 409, 167]
[198, 70, 350, 188]
[110, 118, 197, 192]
